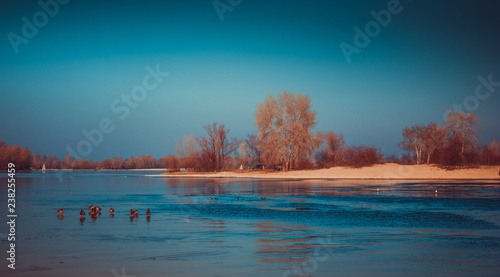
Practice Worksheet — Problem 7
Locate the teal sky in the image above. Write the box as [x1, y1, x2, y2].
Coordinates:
[1, 0, 499, 160]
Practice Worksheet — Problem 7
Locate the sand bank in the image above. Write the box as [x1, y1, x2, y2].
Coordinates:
[148, 164, 500, 180]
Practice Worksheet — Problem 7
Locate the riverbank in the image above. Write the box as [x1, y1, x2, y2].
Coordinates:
[151, 164, 500, 180]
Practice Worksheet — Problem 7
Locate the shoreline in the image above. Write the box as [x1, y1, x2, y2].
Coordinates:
[147, 164, 500, 180]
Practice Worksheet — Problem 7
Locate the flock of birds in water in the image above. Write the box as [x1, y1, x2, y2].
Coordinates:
[55, 196, 269, 221]
[55, 189, 440, 221]
[56, 204, 152, 222]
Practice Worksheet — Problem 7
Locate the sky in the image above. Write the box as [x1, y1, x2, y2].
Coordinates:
[1, 0, 499, 161]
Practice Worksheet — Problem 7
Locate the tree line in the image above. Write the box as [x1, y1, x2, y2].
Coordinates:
[1, 91, 499, 171]
[397, 110, 500, 167]
[0, 140, 179, 170]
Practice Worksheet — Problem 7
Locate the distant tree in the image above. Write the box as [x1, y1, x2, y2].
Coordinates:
[166, 155, 180, 171]
[198, 140, 217, 171]
[100, 158, 112, 169]
[422, 123, 447, 164]
[255, 90, 321, 171]
[316, 131, 345, 168]
[31, 153, 42, 169]
[50, 155, 61, 169]
[480, 139, 500, 165]
[45, 155, 59, 169]
[175, 134, 200, 171]
[445, 110, 481, 156]
[111, 157, 123, 169]
[122, 156, 135, 169]
[199, 122, 239, 172]
[399, 124, 425, 164]
[77, 159, 95, 169]
[158, 156, 169, 169]
[134, 156, 145, 168]
[441, 135, 464, 166]
[0, 141, 32, 170]
[143, 155, 157, 168]
[0, 141, 11, 169]
[324, 132, 344, 164]
[63, 153, 73, 169]
[245, 134, 262, 167]
[342, 145, 384, 168]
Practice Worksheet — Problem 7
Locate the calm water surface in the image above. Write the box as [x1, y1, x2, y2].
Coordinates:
[1, 171, 500, 276]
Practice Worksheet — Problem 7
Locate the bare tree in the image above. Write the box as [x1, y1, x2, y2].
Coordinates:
[245, 134, 262, 167]
[31, 153, 42, 169]
[111, 156, 123, 169]
[422, 123, 447, 164]
[445, 110, 481, 156]
[175, 133, 200, 171]
[159, 155, 180, 171]
[50, 155, 61, 169]
[0, 141, 31, 170]
[167, 155, 180, 171]
[399, 124, 425, 164]
[342, 145, 384, 168]
[322, 131, 345, 167]
[63, 153, 73, 169]
[199, 122, 239, 172]
[255, 90, 320, 171]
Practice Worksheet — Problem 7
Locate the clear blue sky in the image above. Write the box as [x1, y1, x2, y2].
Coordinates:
[1, 0, 499, 161]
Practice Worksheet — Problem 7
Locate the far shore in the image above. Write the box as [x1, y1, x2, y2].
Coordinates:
[148, 163, 500, 180]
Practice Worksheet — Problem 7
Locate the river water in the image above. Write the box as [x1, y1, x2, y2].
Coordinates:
[1, 171, 500, 276]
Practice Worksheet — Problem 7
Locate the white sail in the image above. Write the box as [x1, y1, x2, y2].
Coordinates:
[42, 163, 46, 173]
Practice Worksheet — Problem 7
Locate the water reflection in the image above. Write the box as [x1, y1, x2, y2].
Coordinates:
[129, 215, 139, 222]
[160, 177, 500, 198]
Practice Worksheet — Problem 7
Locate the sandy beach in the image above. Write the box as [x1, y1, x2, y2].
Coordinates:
[152, 163, 500, 180]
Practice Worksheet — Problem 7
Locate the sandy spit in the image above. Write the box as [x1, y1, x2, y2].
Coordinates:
[146, 163, 500, 180]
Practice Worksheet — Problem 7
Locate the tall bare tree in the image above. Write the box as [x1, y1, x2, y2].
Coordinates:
[255, 90, 320, 171]
[422, 123, 447, 164]
[175, 133, 200, 171]
[399, 124, 425, 164]
[445, 110, 481, 155]
[199, 122, 239, 172]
